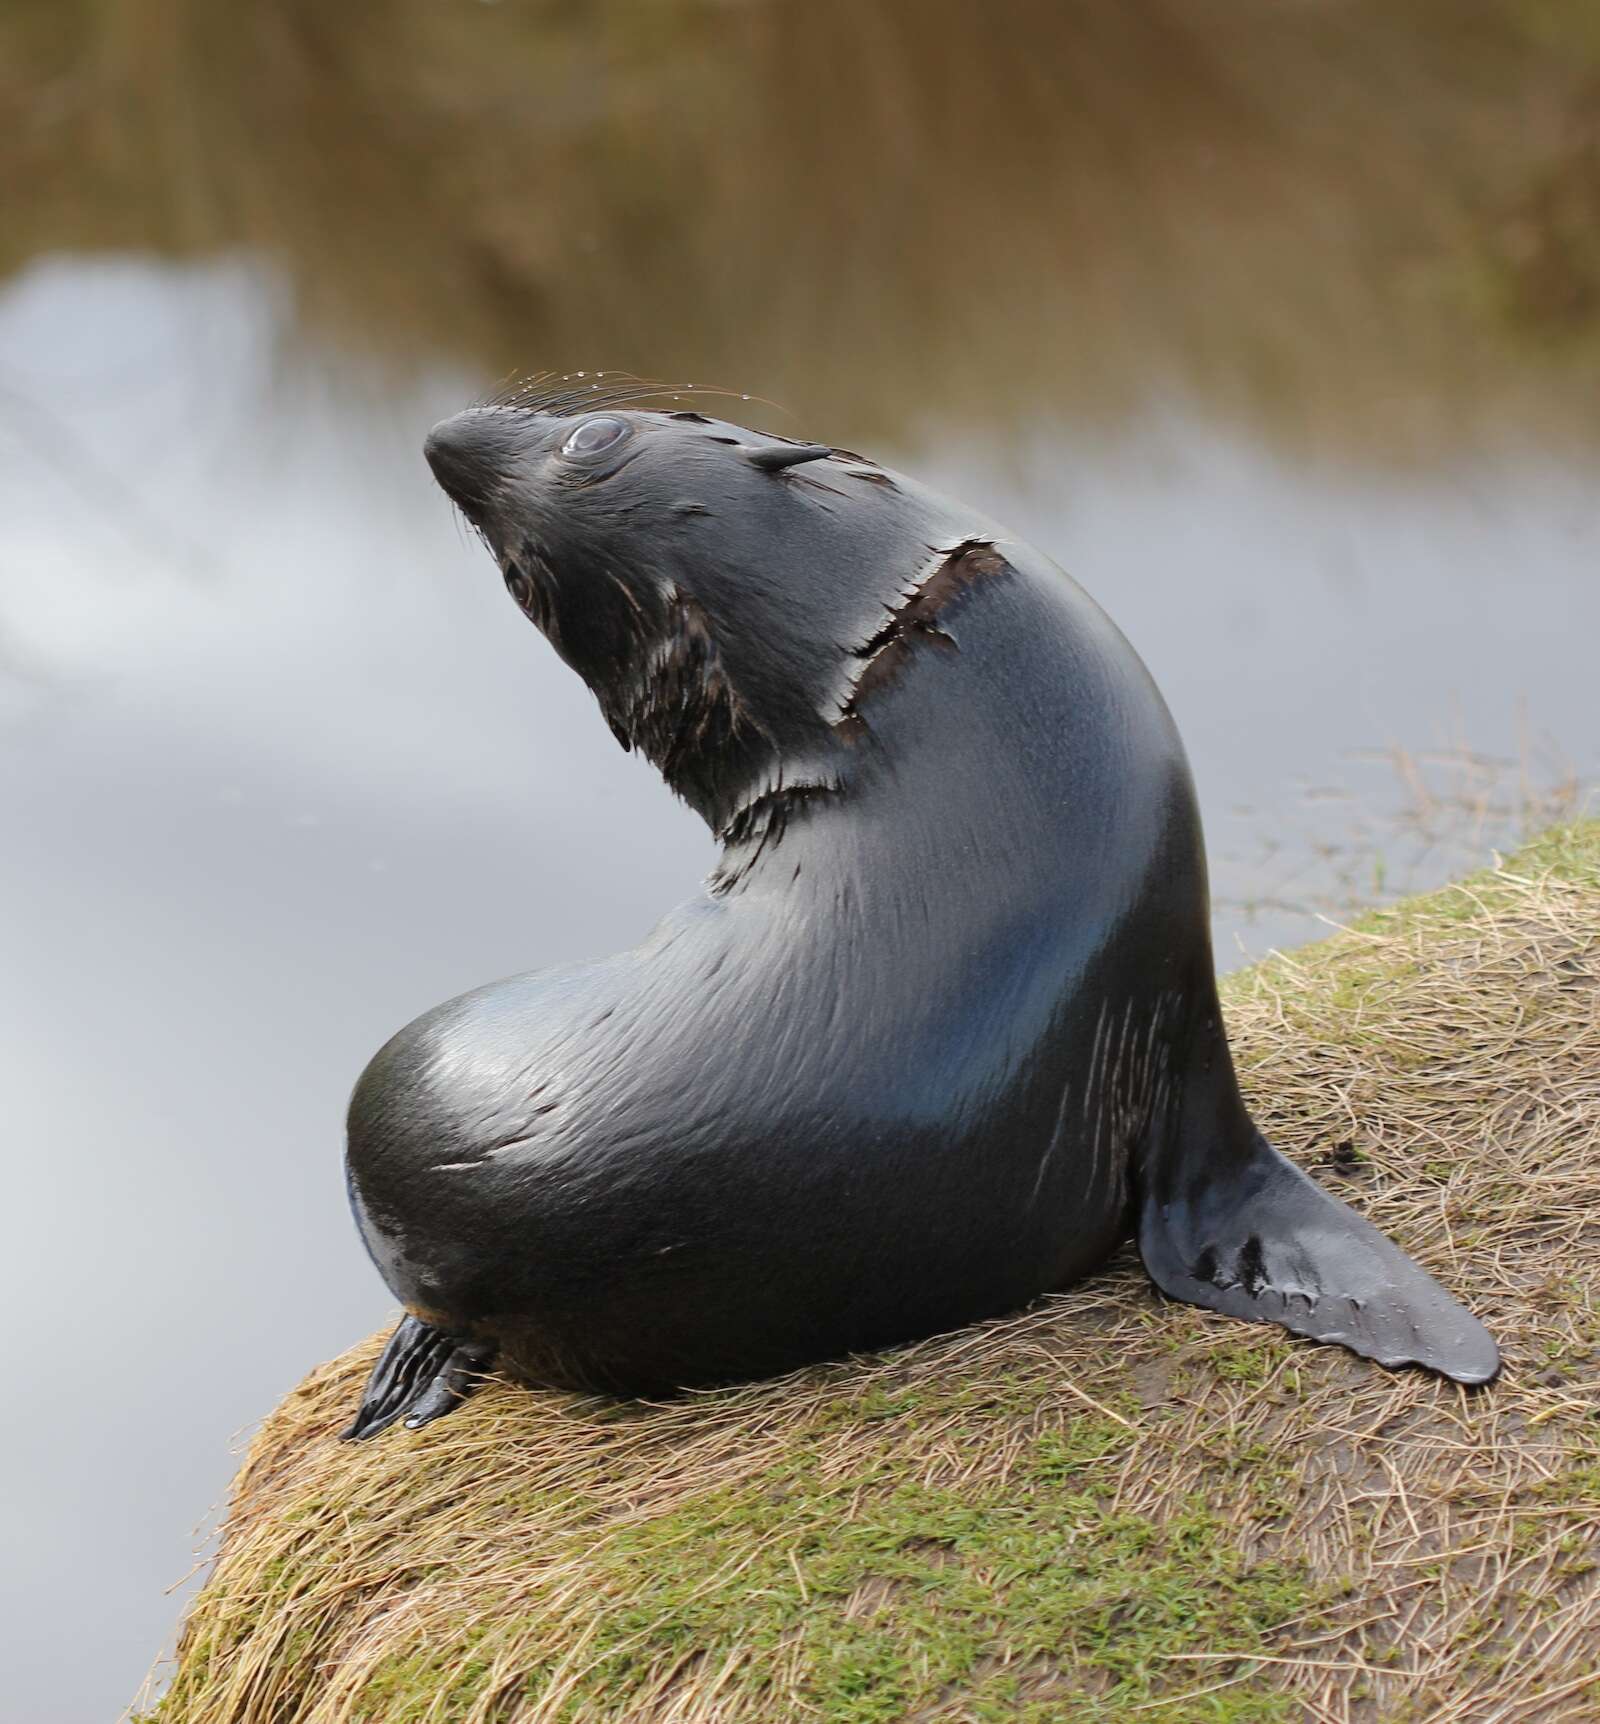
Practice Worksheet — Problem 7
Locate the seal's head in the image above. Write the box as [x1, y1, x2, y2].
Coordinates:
[423, 394, 925, 833]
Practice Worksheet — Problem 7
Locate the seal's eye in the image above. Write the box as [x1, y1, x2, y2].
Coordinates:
[561, 415, 629, 458]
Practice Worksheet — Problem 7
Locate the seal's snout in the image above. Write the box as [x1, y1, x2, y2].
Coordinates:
[424, 409, 524, 512]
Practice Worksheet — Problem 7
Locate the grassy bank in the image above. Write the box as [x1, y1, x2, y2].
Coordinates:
[139, 826, 1600, 1723]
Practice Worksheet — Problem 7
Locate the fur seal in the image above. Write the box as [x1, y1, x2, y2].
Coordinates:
[341, 385, 1498, 1438]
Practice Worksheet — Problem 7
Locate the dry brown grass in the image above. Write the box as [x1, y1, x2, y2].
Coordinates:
[138, 825, 1600, 1724]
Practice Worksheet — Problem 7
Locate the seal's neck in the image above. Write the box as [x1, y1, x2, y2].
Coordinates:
[708, 776, 845, 895]
[597, 589, 781, 831]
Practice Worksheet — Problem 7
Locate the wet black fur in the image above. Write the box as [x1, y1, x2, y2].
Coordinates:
[340, 395, 1499, 1437]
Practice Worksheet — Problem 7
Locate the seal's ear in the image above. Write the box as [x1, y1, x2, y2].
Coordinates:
[743, 440, 833, 472]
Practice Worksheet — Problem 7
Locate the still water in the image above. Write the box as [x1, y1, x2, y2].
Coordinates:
[1, 5, 1596, 1717]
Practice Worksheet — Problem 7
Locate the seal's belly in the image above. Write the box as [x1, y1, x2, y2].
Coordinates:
[505, 1128, 1126, 1393]
[346, 895, 1189, 1395]
[358, 1071, 1139, 1396]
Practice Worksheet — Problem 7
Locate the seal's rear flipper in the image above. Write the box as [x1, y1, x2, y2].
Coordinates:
[1138, 1127, 1499, 1385]
[341, 1315, 495, 1441]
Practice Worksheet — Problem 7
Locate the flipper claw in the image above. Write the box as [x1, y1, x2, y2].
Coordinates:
[341, 1315, 495, 1441]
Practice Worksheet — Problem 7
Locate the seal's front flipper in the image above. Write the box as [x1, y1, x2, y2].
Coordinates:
[341, 1315, 495, 1441]
[1138, 1125, 1499, 1385]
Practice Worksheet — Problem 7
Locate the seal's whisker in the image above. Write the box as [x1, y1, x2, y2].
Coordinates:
[477, 370, 796, 424]
[475, 369, 551, 412]
[475, 367, 545, 411]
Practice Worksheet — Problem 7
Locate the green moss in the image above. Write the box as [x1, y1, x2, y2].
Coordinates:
[358, 1638, 495, 1724]
[472, 1425, 1320, 1721]
[1209, 1343, 1286, 1387]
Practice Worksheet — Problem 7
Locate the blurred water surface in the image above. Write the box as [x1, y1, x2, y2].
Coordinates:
[0, 5, 1595, 1717]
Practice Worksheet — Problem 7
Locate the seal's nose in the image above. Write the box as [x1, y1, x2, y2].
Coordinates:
[423, 409, 525, 511]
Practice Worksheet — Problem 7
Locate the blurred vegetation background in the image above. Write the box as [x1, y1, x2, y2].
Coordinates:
[5, 0, 1599, 456]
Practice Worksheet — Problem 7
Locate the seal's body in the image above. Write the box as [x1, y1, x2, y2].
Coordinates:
[342, 395, 1497, 1437]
